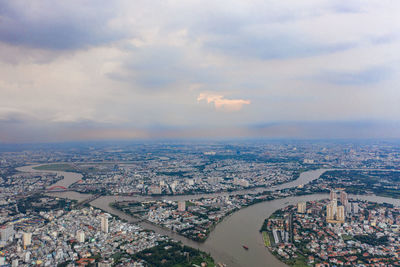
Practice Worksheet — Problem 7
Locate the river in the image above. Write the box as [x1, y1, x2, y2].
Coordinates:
[16, 165, 91, 201]
[16, 164, 83, 189]
[16, 165, 400, 266]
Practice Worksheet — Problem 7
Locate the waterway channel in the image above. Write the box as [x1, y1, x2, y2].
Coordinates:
[16, 165, 400, 266]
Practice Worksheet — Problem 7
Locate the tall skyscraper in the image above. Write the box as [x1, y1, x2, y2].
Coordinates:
[326, 203, 335, 220]
[327, 201, 345, 223]
[76, 230, 85, 243]
[100, 215, 109, 233]
[22, 232, 32, 248]
[330, 190, 337, 201]
[332, 198, 337, 210]
[337, 206, 345, 222]
[340, 191, 348, 206]
[297, 202, 306, 213]
[178, 201, 186, 212]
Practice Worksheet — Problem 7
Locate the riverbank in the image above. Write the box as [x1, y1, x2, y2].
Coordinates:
[16, 164, 84, 190]
[20, 164, 400, 267]
[261, 197, 400, 266]
[14, 164, 329, 266]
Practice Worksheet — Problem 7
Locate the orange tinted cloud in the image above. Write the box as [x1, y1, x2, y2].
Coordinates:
[197, 93, 250, 112]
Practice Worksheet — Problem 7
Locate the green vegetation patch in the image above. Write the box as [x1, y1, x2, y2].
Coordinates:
[320, 170, 400, 199]
[341, 234, 353, 241]
[282, 253, 309, 267]
[185, 201, 195, 207]
[132, 241, 214, 267]
[33, 164, 78, 172]
[263, 231, 271, 247]
[354, 234, 388, 246]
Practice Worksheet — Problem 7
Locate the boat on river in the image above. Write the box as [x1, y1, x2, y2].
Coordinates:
[242, 245, 249, 250]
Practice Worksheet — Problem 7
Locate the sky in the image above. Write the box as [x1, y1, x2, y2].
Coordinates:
[0, 0, 400, 142]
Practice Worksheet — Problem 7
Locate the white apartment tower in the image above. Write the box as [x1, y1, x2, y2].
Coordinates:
[297, 202, 306, 213]
[326, 202, 345, 223]
[22, 232, 32, 248]
[326, 203, 335, 220]
[337, 206, 345, 222]
[76, 230, 85, 243]
[330, 190, 337, 201]
[100, 215, 109, 233]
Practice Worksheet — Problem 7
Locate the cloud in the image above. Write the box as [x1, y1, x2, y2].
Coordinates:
[197, 93, 250, 112]
[205, 34, 355, 60]
[1, 0, 400, 142]
[316, 66, 391, 86]
[0, 1, 124, 50]
[107, 45, 221, 91]
[0, 107, 33, 123]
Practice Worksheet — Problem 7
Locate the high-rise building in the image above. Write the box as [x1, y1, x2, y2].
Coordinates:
[352, 203, 359, 214]
[0, 224, 14, 242]
[24, 251, 31, 263]
[345, 203, 352, 216]
[330, 190, 337, 201]
[76, 230, 85, 243]
[326, 203, 335, 220]
[337, 206, 345, 222]
[340, 191, 348, 206]
[178, 201, 186, 212]
[332, 198, 337, 210]
[327, 199, 345, 223]
[297, 202, 306, 213]
[100, 215, 109, 233]
[22, 232, 32, 247]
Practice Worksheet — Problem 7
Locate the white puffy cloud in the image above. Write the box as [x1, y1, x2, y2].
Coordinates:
[197, 93, 250, 112]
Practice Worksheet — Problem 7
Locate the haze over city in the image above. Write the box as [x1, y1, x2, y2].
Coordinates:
[2, 2, 400, 267]
[1, 0, 400, 142]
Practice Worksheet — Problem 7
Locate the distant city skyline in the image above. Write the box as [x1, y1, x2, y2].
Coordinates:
[1, 1, 400, 142]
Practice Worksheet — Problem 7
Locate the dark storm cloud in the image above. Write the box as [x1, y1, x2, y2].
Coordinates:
[0, 1, 124, 50]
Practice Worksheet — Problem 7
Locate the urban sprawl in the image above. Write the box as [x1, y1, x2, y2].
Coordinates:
[1, 141, 400, 266]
